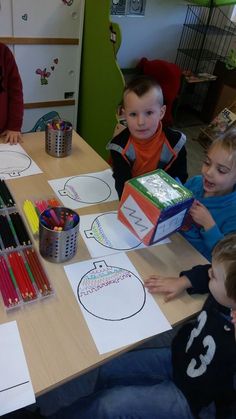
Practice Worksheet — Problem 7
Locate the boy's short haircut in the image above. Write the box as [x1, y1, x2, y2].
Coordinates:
[123, 75, 164, 107]
[212, 233, 236, 301]
[209, 128, 236, 164]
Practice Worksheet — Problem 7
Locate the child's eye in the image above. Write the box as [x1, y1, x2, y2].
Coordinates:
[218, 168, 229, 174]
[203, 159, 210, 166]
[146, 111, 153, 116]
[129, 112, 136, 117]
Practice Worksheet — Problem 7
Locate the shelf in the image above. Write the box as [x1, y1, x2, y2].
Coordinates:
[178, 48, 224, 61]
[176, 4, 236, 116]
[184, 23, 235, 37]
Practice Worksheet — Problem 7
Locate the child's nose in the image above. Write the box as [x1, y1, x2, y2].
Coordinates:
[137, 114, 145, 125]
[205, 166, 214, 176]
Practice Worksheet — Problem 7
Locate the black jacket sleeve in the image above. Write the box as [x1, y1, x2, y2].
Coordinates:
[166, 145, 188, 184]
[110, 150, 132, 199]
[180, 264, 211, 294]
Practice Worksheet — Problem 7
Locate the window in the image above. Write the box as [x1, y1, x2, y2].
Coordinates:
[231, 5, 236, 22]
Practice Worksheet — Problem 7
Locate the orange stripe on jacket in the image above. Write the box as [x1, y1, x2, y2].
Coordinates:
[122, 123, 177, 178]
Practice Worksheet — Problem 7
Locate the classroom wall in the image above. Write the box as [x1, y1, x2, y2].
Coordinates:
[111, 0, 188, 68]
[0, 0, 84, 132]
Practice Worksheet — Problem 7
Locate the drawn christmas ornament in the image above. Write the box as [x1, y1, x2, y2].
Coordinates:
[84, 212, 141, 251]
[78, 260, 146, 321]
[59, 175, 111, 204]
[0, 151, 31, 177]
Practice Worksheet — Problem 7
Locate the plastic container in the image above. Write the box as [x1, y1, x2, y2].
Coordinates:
[39, 207, 80, 263]
[45, 120, 72, 157]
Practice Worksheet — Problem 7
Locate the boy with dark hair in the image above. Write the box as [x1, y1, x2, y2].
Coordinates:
[107, 75, 187, 199]
[0, 42, 23, 144]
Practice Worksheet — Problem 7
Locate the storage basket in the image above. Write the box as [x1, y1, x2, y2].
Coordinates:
[39, 207, 80, 263]
[45, 120, 72, 157]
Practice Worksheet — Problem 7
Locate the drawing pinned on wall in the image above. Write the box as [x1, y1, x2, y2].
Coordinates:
[65, 253, 171, 353]
[62, 0, 74, 5]
[48, 169, 119, 209]
[110, 0, 126, 15]
[51, 58, 58, 72]
[110, 0, 146, 16]
[35, 59, 58, 85]
[127, 0, 146, 15]
[35, 68, 51, 85]
[0, 144, 42, 179]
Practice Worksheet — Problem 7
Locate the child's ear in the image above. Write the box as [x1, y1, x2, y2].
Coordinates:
[160, 105, 166, 120]
[117, 104, 125, 117]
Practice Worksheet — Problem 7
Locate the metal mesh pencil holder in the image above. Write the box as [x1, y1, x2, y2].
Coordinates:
[39, 207, 80, 263]
[45, 120, 72, 157]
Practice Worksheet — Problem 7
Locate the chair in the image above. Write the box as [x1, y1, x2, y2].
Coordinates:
[136, 57, 182, 127]
[25, 111, 61, 133]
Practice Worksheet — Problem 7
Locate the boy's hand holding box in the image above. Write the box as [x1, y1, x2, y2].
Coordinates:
[118, 169, 194, 245]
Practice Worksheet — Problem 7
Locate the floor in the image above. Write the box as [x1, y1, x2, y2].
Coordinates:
[174, 107, 206, 178]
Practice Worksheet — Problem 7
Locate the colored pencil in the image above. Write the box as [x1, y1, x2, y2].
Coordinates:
[0, 179, 15, 207]
[47, 198, 60, 207]
[10, 212, 32, 245]
[8, 252, 37, 301]
[0, 214, 17, 249]
[35, 199, 48, 214]
[0, 255, 19, 307]
[23, 200, 39, 234]
[23, 248, 52, 295]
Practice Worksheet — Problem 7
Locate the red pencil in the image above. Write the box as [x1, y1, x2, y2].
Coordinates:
[8, 252, 26, 300]
[16, 252, 37, 300]
[23, 249, 44, 295]
[8, 252, 32, 301]
[26, 248, 52, 293]
[0, 256, 19, 305]
[0, 257, 11, 307]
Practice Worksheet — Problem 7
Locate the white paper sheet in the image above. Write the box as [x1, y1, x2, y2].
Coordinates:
[0, 143, 42, 179]
[0, 321, 35, 416]
[48, 169, 119, 209]
[80, 211, 170, 258]
[65, 253, 171, 354]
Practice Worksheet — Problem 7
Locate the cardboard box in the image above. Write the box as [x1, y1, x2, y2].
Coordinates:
[118, 169, 194, 245]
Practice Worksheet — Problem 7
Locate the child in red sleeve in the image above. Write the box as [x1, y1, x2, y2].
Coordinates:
[0, 42, 23, 144]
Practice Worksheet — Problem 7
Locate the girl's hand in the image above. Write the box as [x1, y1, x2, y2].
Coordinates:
[144, 275, 192, 302]
[1, 130, 22, 145]
[190, 200, 215, 231]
